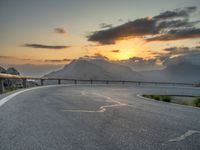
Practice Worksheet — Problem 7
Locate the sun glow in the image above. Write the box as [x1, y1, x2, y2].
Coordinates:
[112, 51, 134, 60]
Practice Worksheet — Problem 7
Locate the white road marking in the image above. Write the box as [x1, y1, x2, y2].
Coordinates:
[0, 84, 72, 107]
[63, 91, 127, 113]
[63, 109, 102, 113]
[81, 91, 86, 96]
[168, 130, 200, 143]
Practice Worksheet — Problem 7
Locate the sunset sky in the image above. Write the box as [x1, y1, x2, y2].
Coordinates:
[0, 0, 200, 72]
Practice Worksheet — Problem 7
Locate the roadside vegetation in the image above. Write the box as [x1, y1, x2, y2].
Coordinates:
[5, 87, 19, 92]
[193, 97, 200, 107]
[143, 95, 171, 102]
[142, 95, 200, 108]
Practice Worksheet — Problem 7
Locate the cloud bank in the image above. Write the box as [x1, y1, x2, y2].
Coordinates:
[45, 58, 72, 62]
[99, 23, 113, 29]
[88, 6, 200, 44]
[112, 50, 120, 53]
[23, 44, 70, 49]
[54, 28, 66, 34]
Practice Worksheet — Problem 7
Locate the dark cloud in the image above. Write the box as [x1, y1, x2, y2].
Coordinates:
[45, 58, 72, 63]
[153, 6, 197, 20]
[118, 46, 200, 70]
[166, 46, 200, 55]
[88, 17, 156, 44]
[23, 44, 70, 49]
[83, 53, 108, 60]
[147, 28, 200, 41]
[154, 46, 200, 65]
[0, 55, 32, 61]
[116, 57, 160, 71]
[156, 19, 193, 30]
[0, 55, 72, 63]
[83, 55, 90, 58]
[0, 56, 15, 59]
[88, 6, 199, 44]
[123, 57, 157, 65]
[93, 53, 108, 60]
[54, 28, 66, 34]
[163, 53, 200, 66]
[99, 23, 113, 29]
[112, 50, 120, 53]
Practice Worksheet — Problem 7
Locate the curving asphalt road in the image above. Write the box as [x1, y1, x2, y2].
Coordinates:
[0, 85, 200, 150]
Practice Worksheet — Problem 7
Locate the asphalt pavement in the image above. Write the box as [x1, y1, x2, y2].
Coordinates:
[0, 84, 200, 150]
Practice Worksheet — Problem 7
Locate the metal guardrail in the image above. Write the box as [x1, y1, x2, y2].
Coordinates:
[0, 73, 198, 94]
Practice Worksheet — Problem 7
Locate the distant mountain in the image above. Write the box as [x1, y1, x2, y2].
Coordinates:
[0, 66, 22, 88]
[0, 66, 38, 88]
[1, 64, 63, 77]
[141, 62, 200, 83]
[6, 67, 20, 75]
[0, 66, 6, 73]
[0, 66, 20, 75]
[45, 58, 142, 80]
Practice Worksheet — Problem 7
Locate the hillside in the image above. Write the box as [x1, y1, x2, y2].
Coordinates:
[141, 62, 200, 83]
[45, 58, 142, 80]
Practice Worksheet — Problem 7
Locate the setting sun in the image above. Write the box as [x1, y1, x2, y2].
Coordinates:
[0, 1, 200, 149]
[111, 50, 134, 60]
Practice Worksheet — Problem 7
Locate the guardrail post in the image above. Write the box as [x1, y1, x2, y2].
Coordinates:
[90, 80, 93, 85]
[41, 79, 44, 86]
[106, 80, 109, 85]
[0, 78, 4, 94]
[58, 79, 61, 85]
[74, 80, 77, 85]
[122, 81, 125, 85]
[22, 78, 27, 88]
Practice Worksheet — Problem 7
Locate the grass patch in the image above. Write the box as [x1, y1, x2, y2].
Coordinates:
[162, 96, 171, 102]
[143, 95, 200, 108]
[193, 97, 200, 107]
[4, 87, 20, 93]
[143, 95, 171, 103]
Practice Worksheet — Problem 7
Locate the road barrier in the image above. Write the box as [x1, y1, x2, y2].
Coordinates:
[0, 73, 198, 94]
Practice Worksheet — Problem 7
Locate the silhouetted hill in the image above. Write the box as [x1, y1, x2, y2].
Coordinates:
[0, 66, 22, 88]
[0, 66, 6, 73]
[0, 66, 20, 75]
[45, 58, 142, 80]
[6, 67, 20, 75]
[141, 62, 200, 83]
[0, 66, 38, 88]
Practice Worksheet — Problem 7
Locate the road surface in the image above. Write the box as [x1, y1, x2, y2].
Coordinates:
[0, 85, 200, 150]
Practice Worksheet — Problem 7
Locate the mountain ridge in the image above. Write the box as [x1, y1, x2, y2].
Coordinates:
[140, 62, 200, 83]
[45, 58, 142, 80]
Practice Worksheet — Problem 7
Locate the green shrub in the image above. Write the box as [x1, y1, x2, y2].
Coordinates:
[143, 94, 148, 97]
[143, 95, 153, 99]
[154, 95, 161, 100]
[193, 97, 200, 107]
[143, 95, 171, 102]
[161, 96, 171, 102]
[5, 87, 18, 92]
